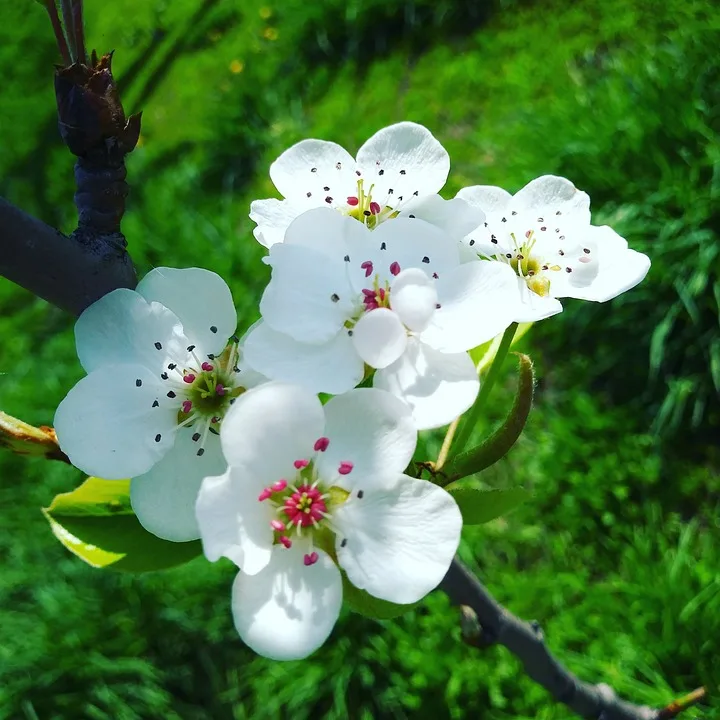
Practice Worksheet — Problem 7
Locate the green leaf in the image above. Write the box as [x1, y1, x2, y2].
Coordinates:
[446, 486, 531, 525]
[342, 574, 418, 619]
[0, 411, 69, 463]
[43, 477, 202, 572]
[445, 353, 535, 481]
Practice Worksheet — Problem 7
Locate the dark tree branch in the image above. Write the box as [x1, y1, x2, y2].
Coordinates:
[0, 196, 136, 315]
[440, 558, 705, 720]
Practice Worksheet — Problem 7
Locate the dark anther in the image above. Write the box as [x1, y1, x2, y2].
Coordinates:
[583, 248, 591, 254]
[409, 214, 416, 218]
[348, 330, 354, 337]
[388, 188, 394, 194]
[154, 433, 162, 442]
[380, 242, 387, 250]
[135, 379, 142, 387]
[154, 341, 162, 350]
[398, 196, 403, 201]
[197, 448, 205, 457]
[323, 186, 330, 191]
[469, 239, 476, 246]
[210, 325, 218, 333]
[187, 345, 196, 352]
[152, 400, 160, 408]
[501, 217, 507, 223]
[168, 363, 177, 370]
[559, 250, 565, 256]
[325, 196, 333, 203]
[511, 211, 517, 215]
[331, 293, 340, 302]
[556, 210, 562, 215]
[363, 210, 371, 217]
[400, 169, 406, 175]
[306, 191, 312, 197]
[378, 169, 385, 175]
[341, 538, 348, 547]
[167, 391, 176, 398]
[207, 355, 215, 360]
[506, 253, 512, 258]
[357, 490, 364, 499]
[161, 372, 168, 380]
[540, 226, 547, 231]
[231, 335, 240, 343]
[335, 162, 342, 169]
[422, 256, 430, 263]
[436, 303, 442, 309]
[566, 267, 573, 273]
[491, 234, 498, 243]
[537, 217, 544, 222]
[344, 254, 350, 262]
[192, 432, 201, 442]
[311, 167, 317, 172]
[413, 190, 419, 196]
[209, 427, 220, 436]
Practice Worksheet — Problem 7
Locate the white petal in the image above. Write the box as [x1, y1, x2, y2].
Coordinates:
[316, 388, 416, 484]
[270, 139, 357, 203]
[232, 545, 343, 660]
[261, 243, 355, 343]
[390, 268, 438, 332]
[421, 261, 519, 352]
[130, 429, 226, 542]
[334, 474, 461, 605]
[136, 267, 237, 357]
[195, 466, 274, 574]
[512, 175, 591, 224]
[514, 287, 564, 323]
[398, 194, 486, 241]
[368, 217, 460, 287]
[352, 309, 407, 369]
[74, 288, 190, 374]
[283, 206, 356, 258]
[243, 321, 364, 395]
[54, 363, 177, 479]
[356, 122, 450, 202]
[250, 198, 306, 248]
[456, 185, 513, 214]
[220, 381, 324, 480]
[374, 338, 479, 430]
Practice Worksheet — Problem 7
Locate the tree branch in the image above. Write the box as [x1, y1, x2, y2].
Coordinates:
[440, 558, 704, 720]
[0, 196, 136, 315]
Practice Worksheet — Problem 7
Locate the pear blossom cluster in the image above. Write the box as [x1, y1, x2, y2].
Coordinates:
[54, 121, 650, 660]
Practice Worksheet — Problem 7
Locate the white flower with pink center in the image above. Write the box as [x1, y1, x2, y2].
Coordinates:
[250, 121, 484, 248]
[457, 175, 651, 322]
[242, 208, 521, 429]
[196, 382, 462, 661]
[54, 267, 265, 542]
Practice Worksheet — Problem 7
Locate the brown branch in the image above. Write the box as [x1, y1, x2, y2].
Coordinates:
[440, 558, 705, 720]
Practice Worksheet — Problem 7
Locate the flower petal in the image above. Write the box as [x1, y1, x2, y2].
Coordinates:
[316, 388, 416, 484]
[352, 308, 407, 369]
[334, 474, 461, 605]
[390, 268, 438, 333]
[243, 322, 364, 395]
[136, 267, 237, 357]
[511, 175, 591, 224]
[374, 338, 479, 430]
[270, 139, 357, 204]
[196, 466, 274, 574]
[421, 261, 519, 352]
[74, 288, 191, 374]
[54, 363, 177, 479]
[220, 381, 324, 480]
[398, 195, 485, 241]
[130, 429, 226, 542]
[250, 198, 305, 248]
[356, 122, 450, 202]
[261, 243, 355, 343]
[456, 185, 513, 214]
[232, 545, 343, 660]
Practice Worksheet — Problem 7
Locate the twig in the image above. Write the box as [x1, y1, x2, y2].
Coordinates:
[439, 558, 703, 720]
[657, 688, 707, 719]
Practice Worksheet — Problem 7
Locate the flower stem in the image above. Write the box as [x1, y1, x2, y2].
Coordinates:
[44, 0, 72, 66]
[435, 416, 459, 472]
[59, 0, 77, 62]
[450, 322, 518, 458]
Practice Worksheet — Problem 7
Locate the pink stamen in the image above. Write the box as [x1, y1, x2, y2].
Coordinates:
[347, 196, 359, 206]
[211, 416, 220, 423]
[270, 519, 286, 531]
[369, 201, 381, 215]
[182, 400, 193, 413]
[525, 230, 532, 238]
[215, 384, 226, 395]
[258, 488, 273, 502]
[304, 551, 319, 566]
[183, 373, 196, 384]
[283, 485, 328, 527]
[338, 461, 354, 475]
[272, 479, 288, 492]
[314, 437, 330, 452]
[202, 361, 214, 371]
[294, 459, 309, 469]
[578, 256, 592, 264]
[361, 260, 374, 278]
[280, 536, 292, 549]
[362, 288, 376, 298]
[377, 288, 386, 301]
[389, 261, 401, 276]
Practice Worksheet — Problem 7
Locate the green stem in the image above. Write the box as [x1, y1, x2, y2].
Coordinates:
[450, 322, 518, 458]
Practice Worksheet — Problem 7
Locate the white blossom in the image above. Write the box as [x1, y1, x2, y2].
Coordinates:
[250, 122, 484, 247]
[457, 175, 651, 322]
[54, 267, 265, 542]
[243, 208, 521, 429]
[196, 382, 462, 660]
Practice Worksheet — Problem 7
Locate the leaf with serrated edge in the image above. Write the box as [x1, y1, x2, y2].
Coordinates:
[44, 477, 201, 572]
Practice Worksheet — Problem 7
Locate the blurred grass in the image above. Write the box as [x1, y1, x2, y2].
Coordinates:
[0, 0, 719, 717]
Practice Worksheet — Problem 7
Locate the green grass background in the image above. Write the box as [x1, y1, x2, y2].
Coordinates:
[0, 0, 718, 717]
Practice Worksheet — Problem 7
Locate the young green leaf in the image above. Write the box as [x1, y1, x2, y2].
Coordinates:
[445, 353, 534, 481]
[342, 573, 418, 620]
[446, 486, 531, 525]
[43, 477, 202, 572]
